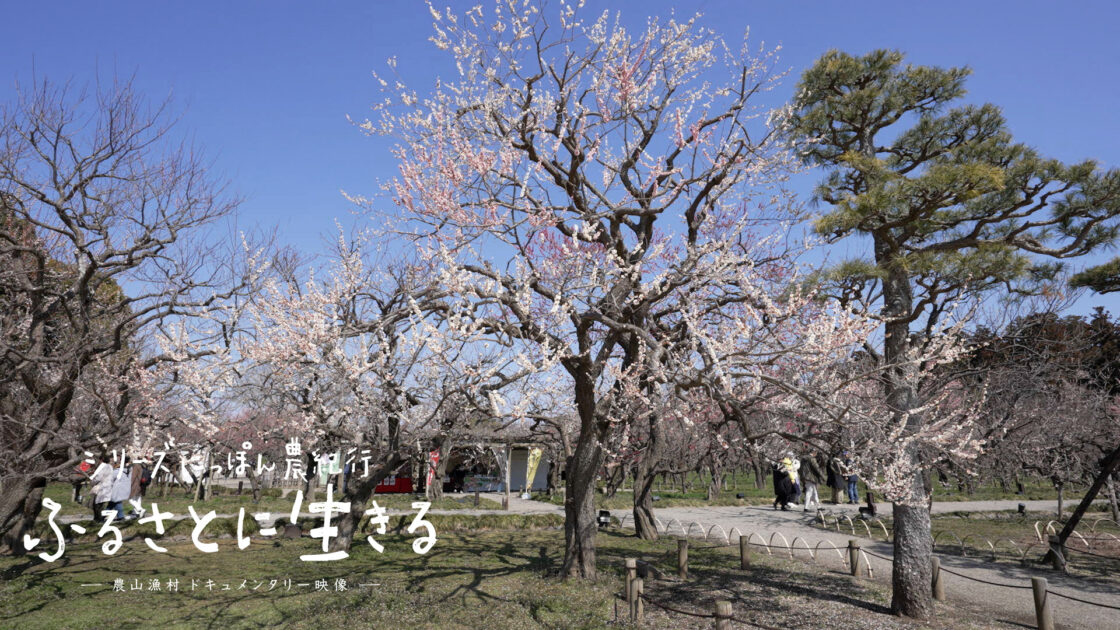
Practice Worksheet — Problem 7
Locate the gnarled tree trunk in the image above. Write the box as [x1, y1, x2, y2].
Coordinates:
[706, 461, 724, 501]
[632, 406, 664, 540]
[330, 453, 403, 552]
[562, 435, 603, 578]
[0, 476, 45, 555]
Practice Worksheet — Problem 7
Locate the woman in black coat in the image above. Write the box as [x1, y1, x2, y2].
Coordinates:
[772, 462, 794, 510]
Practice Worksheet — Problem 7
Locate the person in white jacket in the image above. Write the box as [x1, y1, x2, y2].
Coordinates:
[109, 460, 132, 520]
[89, 455, 115, 522]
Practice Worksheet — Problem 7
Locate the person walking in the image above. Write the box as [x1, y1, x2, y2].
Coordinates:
[772, 460, 795, 511]
[109, 459, 132, 520]
[800, 453, 824, 512]
[129, 459, 147, 519]
[89, 455, 115, 522]
[779, 453, 800, 506]
[842, 451, 860, 504]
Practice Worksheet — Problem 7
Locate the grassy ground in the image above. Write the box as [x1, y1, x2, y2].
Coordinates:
[534, 472, 1081, 510]
[532, 491, 758, 510]
[4, 518, 1018, 629]
[929, 481, 1083, 502]
[820, 508, 1120, 586]
[928, 510, 1120, 584]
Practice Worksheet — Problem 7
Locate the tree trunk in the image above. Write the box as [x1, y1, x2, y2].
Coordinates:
[302, 451, 316, 500]
[245, 465, 262, 503]
[891, 487, 934, 619]
[879, 238, 933, 620]
[1107, 474, 1120, 524]
[0, 476, 45, 555]
[560, 368, 607, 580]
[1056, 483, 1064, 518]
[706, 462, 723, 501]
[632, 405, 665, 540]
[632, 463, 658, 540]
[547, 458, 560, 496]
[562, 436, 603, 578]
[603, 465, 623, 499]
[193, 471, 206, 502]
[204, 451, 214, 499]
[888, 449, 935, 617]
[1055, 444, 1120, 549]
[753, 456, 767, 490]
[329, 453, 403, 552]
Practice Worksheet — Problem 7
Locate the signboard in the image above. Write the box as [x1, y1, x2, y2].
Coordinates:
[373, 474, 414, 494]
[463, 474, 501, 492]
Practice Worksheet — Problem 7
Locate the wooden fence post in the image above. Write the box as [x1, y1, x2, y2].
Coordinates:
[714, 600, 732, 630]
[931, 556, 945, 601]
[678, 539, 689, 579]
[632, 577, 644, 622]
[739, 535, 750, 569]
[1031, 577, 1054, 630]
[848, 539, 862, 577]
[625, 558, 637, 615]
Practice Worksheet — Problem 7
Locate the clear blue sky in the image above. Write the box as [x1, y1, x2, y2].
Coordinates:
[4, 0, 1119, 315]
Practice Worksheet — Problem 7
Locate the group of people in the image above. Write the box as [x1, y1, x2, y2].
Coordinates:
[86, 455, 152, 522]
[772, 450, 860, 511]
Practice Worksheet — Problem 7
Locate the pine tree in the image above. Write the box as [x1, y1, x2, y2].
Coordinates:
[1071, 257, 1120, 293]
[788, 49, 1120, 618]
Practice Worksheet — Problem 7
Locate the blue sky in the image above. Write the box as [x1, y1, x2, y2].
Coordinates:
[4, 0, 1119, 316]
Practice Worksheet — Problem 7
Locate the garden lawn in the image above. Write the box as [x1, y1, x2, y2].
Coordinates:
[3, 524, 1020, 629]
[535, 473, 1085, 511]
[824, 510, 1120, 587]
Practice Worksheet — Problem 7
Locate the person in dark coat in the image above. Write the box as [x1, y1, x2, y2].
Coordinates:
[772, 461, 794, 511]
[827, 452, 846, 504]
